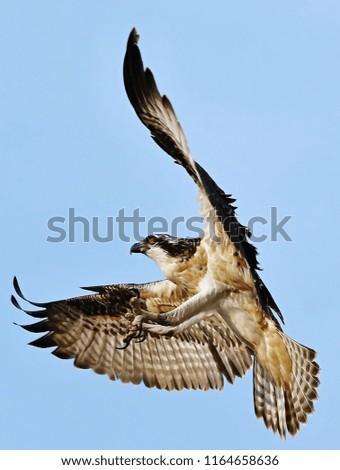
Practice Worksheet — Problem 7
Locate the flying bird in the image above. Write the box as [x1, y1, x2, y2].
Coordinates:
[12, 28, 319, 438]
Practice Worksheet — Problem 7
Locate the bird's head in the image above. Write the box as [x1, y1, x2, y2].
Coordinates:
[130, 234, 202, 281]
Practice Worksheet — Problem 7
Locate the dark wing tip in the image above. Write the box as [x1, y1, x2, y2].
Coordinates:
[12, 277, 49, 308]
[13, 276, 25, 300]
[29, 333, 56, 349]
[16, 320, 50, 333]
[80, 284, 111, 293]
[128, 27, 139, 47]
[12, 294, 47, 319]
[80, 285, 101, 293]
[11, 294, 22, 310]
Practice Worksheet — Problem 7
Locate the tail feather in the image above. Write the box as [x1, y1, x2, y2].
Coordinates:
[274, 385, 287, 437]
[280, 334, 320, 417]
[253, 360, 287, 438]
[263, 379, 278, 434]
[253, 333, 319, 438]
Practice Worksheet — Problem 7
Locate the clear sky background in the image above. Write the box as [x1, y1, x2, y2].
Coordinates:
[1, 0, 339, 450]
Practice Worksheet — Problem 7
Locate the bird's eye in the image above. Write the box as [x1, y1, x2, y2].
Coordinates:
[147, 236, 157, 245]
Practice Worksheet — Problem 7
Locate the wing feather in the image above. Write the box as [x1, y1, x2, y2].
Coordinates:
[129, 342, 143, 385]
[123, 28, 283, 324]
[13, 278, 252, 391]
[124, 28, 200, 185]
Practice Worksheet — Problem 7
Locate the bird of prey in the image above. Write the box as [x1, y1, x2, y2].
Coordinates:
[12, 28, 319, 438]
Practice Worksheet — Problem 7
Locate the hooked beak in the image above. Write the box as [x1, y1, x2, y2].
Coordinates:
[130, 242, 146, 254]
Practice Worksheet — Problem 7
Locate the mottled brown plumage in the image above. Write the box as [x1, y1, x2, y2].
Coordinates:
[13, 28, 319, 440]
[12, 277, 252, 390]
[122, 28, 319, 438]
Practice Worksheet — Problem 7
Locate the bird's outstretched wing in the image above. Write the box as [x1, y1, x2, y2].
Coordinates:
[12, 277, 252, 390]
[124, 28, 283, 324]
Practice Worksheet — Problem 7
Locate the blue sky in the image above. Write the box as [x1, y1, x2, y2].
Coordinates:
[1, 0, 339, 450]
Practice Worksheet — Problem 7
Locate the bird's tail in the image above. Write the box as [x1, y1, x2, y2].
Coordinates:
[253, 331, 319, 438]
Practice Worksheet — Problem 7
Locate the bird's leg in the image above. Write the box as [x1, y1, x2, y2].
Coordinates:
[141, 310, 206, 337]
[121, 284, 225, 345]
[139, 284, 226, 337]
[130, 296, 160, 329]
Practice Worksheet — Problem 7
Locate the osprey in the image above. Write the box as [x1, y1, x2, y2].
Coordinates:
[12, 28, 319, 438]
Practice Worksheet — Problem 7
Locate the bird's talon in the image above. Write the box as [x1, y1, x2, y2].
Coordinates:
[119, 312, 151, 348]
[135, 331, 147, 343]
